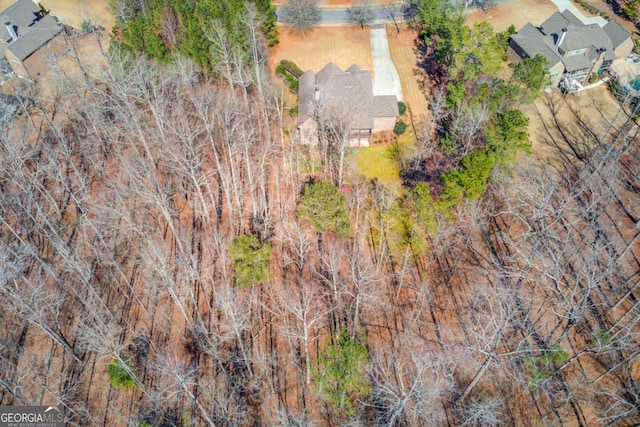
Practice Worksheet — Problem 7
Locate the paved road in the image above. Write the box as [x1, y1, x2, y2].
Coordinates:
[275, 5, 404, 25]
[370, 27, 403, 101]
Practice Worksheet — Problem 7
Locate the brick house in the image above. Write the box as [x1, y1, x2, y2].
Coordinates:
[298, 62, 399, 146]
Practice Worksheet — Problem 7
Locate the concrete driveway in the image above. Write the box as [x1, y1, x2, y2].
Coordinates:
[550, 0, 607, 26]
[370, 27, 403, 101]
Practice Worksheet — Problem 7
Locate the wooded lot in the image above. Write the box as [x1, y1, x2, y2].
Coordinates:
[0, 0, 638, 425]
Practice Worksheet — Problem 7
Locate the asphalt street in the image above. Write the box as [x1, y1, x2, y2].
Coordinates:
[275, 6, 404, 25]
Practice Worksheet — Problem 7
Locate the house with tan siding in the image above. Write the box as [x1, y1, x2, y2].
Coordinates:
[508, 10, 634, 91]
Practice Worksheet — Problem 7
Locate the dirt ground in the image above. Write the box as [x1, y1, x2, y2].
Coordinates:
[44, 0, 114, 32]
[385, 26, 430, 117]
[49, 33, 108, 94]
[522, 85, 624, 166]
[0, 0, 115, 32]
[271, 26, 373, 74]
[466, 0, 558, 31]
[1, 32, 109, 99]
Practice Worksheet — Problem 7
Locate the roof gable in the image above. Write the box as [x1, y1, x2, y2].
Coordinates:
[298, 63, 398, 131]
[558, 24, 613, 55]
[316, 62, 344, 86]
[298, 70, 316, 123]
[561, 10, 584, 26]
[540, 11, 571, 37]
[346, 63, 362, 73]
[510, 23, 562, 67]
[603, 20, 631, 49]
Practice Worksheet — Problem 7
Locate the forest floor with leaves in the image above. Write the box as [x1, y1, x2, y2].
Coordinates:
[0, 2, 638, 425]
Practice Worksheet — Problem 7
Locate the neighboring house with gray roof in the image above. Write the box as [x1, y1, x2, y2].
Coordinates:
[298, 62, 399, 146]
[0, 0, 67, 82]
[508, 10, 633, 90]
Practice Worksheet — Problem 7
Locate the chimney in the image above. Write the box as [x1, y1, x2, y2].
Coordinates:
[555, 28, 567, 51]
[5, 21, 17, 42]
[314, 87, 320, 101]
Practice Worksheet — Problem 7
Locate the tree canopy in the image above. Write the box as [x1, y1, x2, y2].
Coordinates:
[417, 0, 465, 64]
[111, 0, 277, 73]
[451, 22, 505, 80]
[402, 0, 536, 205]
[486, 109, 531, 164]
[107, 359, 136, 391]
[280, 0, 321, 32]
[296, 180, 352, 236]
[513, 54, 551, 96]
[441, 150, 496, 205]
[230, 233, 272, 288]
[316, 330, 371, 415]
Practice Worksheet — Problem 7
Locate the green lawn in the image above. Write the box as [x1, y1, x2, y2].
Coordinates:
[354, 129, 416, 188]
[354, 144, 401, 187]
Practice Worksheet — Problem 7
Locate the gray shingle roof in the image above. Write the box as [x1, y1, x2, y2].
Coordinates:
[0, 0, 42, 42]
[563, 10, 584, 26]
[563, 47, 597, 71]
[540, 10, 584, 37]
[323, 71, 374, 129]
[557, 24, 614, 61]
[511, 10, 629, 76]
[373, 95, 399, 117]
[540, 11, 571, 37]
[346, 63, 362, 73]
[298, 62, 397, 131]
[510, 23, 562, 67]
[603, 20, 631, 49]
[316, 62, 342, 87]
[6, 15, 62, 61]
[298, 70, 316, 123]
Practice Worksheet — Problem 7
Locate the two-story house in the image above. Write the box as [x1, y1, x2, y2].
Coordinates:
[508, 10, 633, 91]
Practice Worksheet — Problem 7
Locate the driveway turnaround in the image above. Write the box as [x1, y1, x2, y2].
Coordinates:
[370, 27, 403, 102]
[550, 0, 607, 26]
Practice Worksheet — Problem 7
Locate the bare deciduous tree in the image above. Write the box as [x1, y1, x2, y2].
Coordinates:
[370, 335, 454, 425]
[348, 0, 375, 29]
[382, 4, 402, 33]
[280, 0, 321, 33]
[474, 0, 497, 15]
